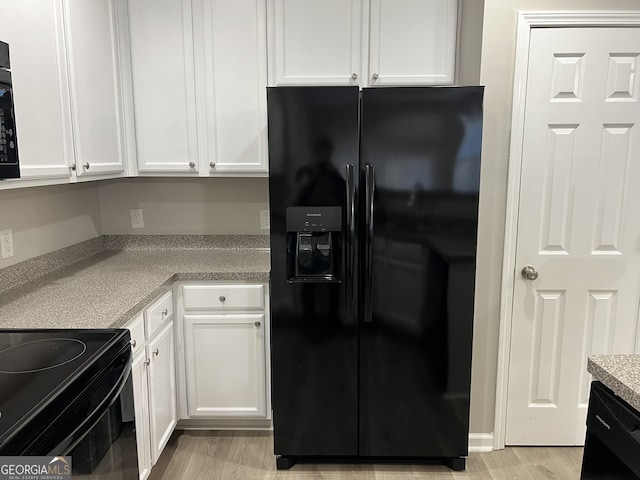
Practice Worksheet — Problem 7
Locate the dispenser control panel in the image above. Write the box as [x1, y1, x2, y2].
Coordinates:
[286, 206, 342, 232]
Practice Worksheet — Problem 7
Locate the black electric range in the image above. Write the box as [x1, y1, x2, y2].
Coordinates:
[0, 329, 132, 457]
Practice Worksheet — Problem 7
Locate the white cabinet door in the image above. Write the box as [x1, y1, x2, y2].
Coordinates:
[131, 353, 152, 480]
[63, 0, 127, 177]
[367, 0, 457, 86]
[184, 313, 266, 417]
[268, 0, 364, 86]
[199, 0, 268, 173]
[146, 321, 177, 463]
[128, 0, 198, 174]
[268, 0, 458, 87]
[0, 0, 73, 179]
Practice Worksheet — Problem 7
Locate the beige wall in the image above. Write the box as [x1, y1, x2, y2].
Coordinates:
[0, 183, 102, 268]
[457, 0, 484, 85]
[98, 177, 270, 235]
[471, 0, 640, 435]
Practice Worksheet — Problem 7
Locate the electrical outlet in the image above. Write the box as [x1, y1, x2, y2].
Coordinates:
[260, 210, 270, 230]
[0, 229, 14, 259]
[130, 209, 144, 229]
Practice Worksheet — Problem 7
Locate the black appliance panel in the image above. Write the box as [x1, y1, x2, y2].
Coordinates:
[286, 206, 343, 232]
[581, 381, 640, 479]
[358, 87, 483, 457]
[268, 86, 359, 456]
[0, 41, 9, 68]
[0, 40, 19, 179]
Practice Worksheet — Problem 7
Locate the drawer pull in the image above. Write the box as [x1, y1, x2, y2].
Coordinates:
[144, 359, 150, 366]
[219, 295, 226, 302]
[153, 348, 159, 356]
[130, 339, 137, 348]
[254, 321, 261, 328]
[161, 308, 168, 316]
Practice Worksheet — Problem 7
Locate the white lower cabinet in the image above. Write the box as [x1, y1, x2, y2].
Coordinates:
[176, 282, 271, 423]
[146, 321, 177, 461]
[132, 349, 152, 480]
[184, 313, 266, 417]
[126, 290, 177, 480]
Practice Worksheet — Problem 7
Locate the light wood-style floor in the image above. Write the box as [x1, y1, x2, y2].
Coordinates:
[148, 430, 584, 480]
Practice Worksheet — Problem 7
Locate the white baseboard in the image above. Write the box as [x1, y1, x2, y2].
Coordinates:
[468, 433, 494, 453]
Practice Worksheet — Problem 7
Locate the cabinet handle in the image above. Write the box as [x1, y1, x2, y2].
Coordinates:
[153, 348, 159, 356]
[219, 295, 226, 302]
[71, 164, 77, 171]
[83, 162, 90, 170]
[189, 161, 196, 168]
[254, 321, 261, 328]
[161, 308, 168, 316]
[209, 162, 216, 168]
[351, 73, 358, 80]
[371, 73, 379, 81]
[144, 359, 150, 366]
[130, 339, 137, 348]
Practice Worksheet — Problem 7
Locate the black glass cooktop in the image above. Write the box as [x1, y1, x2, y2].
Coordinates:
[0, 329, 129, 451]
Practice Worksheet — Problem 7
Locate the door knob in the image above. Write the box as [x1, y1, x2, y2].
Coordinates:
[521, 265, 538, 281]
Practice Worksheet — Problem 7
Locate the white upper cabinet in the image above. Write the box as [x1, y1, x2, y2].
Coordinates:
[198, 0, 268, 173]
[268, 0, 364, 86]
[128, 0, 268, 175]
[368, 0, 457, 86]
[0, 0, 74, 180]
[0, 0, 131, 187]
[64, 0, 129, 178]
[267, 0, 458, 87]
[128, 0, 199, 174]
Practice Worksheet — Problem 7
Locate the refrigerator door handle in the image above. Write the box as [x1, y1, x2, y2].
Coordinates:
[346, 164, 356, 325]
[364, 164, 375, 323]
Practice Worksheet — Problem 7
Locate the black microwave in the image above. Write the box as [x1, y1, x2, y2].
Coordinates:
[0, 40, 19, 179]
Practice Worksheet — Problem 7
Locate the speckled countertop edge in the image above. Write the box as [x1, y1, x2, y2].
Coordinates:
[588, 354, 640, 412]
[0, 236, 271, 331]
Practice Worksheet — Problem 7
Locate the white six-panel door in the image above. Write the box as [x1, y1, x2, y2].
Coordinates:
[506, 26, 640, 445]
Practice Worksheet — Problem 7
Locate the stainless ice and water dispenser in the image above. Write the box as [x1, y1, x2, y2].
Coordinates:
[286, 206, 342, 281]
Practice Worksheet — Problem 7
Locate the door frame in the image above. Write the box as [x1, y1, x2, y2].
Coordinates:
[494, 10, 640, 451]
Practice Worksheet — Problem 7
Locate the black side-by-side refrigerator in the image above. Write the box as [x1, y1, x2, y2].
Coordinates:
[267, 86, 483, 471]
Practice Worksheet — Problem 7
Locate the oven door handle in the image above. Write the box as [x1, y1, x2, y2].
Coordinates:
[55, 352, 133, 456]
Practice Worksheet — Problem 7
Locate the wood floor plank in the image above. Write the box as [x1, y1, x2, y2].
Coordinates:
[148, 431, 584, 480]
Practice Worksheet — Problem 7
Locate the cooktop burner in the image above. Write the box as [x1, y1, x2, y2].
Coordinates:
[0, 338, 87, 373]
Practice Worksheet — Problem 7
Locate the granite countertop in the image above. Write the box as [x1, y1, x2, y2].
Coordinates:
[0, 236, 270, 330]
[588, 354, 640, 412]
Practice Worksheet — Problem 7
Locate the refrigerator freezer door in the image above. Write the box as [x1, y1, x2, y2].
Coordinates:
[358, 86, 483, 457]
[267, 86, 360, 456]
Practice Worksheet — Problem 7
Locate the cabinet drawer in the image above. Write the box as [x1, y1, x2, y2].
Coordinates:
[127, 313, 145, 357]
[182, 284, 264, 310]
[145, 290, 173, 338]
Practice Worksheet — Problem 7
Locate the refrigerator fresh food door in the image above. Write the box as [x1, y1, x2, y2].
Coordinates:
[267, 86, 360, 456]
[359, 86, 484, 458]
